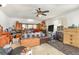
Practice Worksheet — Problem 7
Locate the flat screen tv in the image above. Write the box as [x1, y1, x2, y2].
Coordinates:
[48, 25, 54, 32]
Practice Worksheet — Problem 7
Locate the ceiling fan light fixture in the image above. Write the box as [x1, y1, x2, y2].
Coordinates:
[0, 4, 2, 7]
[38, 14, 42, 17]
[35, 8, 49, 17]
[0, 3, 7, 7]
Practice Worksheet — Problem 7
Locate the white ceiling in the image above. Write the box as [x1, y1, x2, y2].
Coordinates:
[0, 4, 79, 20]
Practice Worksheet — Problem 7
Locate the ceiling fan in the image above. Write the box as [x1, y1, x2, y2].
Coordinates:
[0, 4, 2, 7]
[35, 8, 49, 17]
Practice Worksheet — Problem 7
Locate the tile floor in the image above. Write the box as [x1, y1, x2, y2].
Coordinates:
[32, 43, 65, 55]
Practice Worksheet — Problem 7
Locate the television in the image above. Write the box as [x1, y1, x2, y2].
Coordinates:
[48, 25, 54, 32]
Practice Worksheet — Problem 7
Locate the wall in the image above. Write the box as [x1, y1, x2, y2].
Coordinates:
[65, 9, 79, 27]
[46, 17, 62, 32]
[46, 8, 79, 32]
[0, 10, 10, 30]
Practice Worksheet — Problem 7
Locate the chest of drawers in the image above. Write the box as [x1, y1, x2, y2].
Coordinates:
[63, 28, 79, 48]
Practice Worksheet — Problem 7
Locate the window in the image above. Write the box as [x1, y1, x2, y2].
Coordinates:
[22, 23, 37, 29]
[22, 24, 26, 30]
[28, 25, 33, 29]
[33, 25, 37, 29]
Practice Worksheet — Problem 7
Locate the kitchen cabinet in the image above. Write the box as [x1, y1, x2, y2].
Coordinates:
[16, 21, 22, 30]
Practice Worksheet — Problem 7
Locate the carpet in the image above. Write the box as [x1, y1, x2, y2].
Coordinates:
[48, 40, 79, 55]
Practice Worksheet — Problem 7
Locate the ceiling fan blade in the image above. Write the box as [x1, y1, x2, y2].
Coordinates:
[35, 9, 39, 12]
[42, 14, 47, 16]
[35, 8, 49, 17]
[36, 14, 39, 17]
[42, 10, 49, 13]
[0, 4, 2, 7]
[38, 8, 41, 11]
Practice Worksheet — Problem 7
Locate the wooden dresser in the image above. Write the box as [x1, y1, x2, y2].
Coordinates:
[63, 28, 79, 48]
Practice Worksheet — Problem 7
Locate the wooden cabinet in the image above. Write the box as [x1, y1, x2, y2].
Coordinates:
[16, 21, 22, 30]
[40, 37, 48, 44]
[16, 33, 21, 38]
[63, 28, 79, 48]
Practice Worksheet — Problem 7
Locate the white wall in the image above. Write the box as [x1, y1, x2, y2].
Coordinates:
[65, 9, 79, 27]
[0, 10, 10, 30]
[46, 9, 79, 31]
[46, 17, 62, 32]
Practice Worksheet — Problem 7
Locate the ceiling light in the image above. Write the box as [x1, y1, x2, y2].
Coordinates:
[27, 19, 34, 22]
[38, 15, 42, 17]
